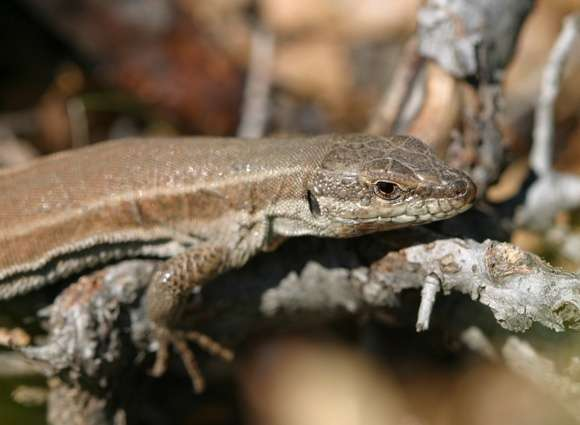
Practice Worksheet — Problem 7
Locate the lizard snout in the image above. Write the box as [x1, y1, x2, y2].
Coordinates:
[450, 175, 477, 204]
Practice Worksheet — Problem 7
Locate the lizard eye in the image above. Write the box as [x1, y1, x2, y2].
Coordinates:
[374, 181, 401, 200]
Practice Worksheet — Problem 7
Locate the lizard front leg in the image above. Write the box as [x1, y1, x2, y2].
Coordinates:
[145, 243, 246, 392]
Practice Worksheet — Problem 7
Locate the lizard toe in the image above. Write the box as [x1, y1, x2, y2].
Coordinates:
[150, 327, 233, 393]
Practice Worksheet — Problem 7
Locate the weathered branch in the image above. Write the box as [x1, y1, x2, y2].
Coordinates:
[264, 237, 580, 333]
[531, 13, 580, 176]
[517, 14, 580, 230]
[237, 28, 275, 139]
[417, 0, 534, 81]
[14, 232, 579, 423]
[367, 37, 423, 136]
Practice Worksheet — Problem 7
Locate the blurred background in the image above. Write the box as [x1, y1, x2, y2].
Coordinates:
[1, 0, 579, 160]
[1, 0, 580, 424]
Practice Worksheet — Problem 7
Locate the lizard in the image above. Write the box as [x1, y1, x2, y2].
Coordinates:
[0, 134, 476, 391]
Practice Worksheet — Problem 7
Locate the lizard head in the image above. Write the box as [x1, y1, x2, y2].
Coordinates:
[306, 134, 476, 236]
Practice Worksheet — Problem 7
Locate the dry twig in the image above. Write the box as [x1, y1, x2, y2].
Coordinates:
[367, 37, 423, 136]
[517, 14, 580, 230]
[237, 28, 275, 139]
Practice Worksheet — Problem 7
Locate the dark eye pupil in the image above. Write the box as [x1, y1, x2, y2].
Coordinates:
[374, 181, 400, 200]
[377, 181, 395, 195]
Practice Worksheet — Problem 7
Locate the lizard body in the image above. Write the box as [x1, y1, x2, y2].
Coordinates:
[0, 134, 475, 390]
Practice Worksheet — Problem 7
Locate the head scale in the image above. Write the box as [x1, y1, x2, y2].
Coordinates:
[306, 134, 476, 236]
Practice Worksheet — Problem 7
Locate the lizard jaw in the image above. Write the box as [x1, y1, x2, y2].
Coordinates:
[332, 196, 473, 227]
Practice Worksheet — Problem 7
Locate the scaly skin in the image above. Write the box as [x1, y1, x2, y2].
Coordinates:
[0, 134, 476, 391]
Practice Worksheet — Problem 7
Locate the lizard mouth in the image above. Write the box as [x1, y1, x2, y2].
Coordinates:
[333, 197, 472, 226]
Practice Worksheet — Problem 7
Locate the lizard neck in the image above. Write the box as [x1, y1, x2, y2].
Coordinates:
[265, 185, 327, 239]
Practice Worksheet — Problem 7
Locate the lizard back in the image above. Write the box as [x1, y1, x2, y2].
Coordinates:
[0, 136, 329, 298]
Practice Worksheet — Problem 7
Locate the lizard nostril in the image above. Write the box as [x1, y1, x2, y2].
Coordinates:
[458, 178, 477, 203]
[452, 180, 468, 197]
[450, 177, 477, 203]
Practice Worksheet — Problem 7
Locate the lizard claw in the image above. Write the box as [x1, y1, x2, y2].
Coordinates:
[150, 328, 234, 393]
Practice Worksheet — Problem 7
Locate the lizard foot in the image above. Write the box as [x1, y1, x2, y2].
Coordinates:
[150, 328, 234, 393]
